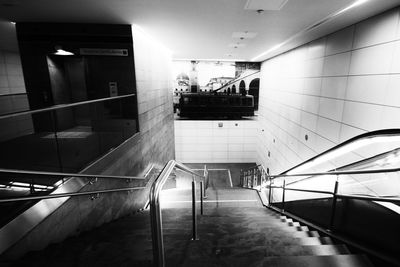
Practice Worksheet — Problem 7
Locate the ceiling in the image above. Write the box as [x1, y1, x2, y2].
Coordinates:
[0, 0, 399, 61]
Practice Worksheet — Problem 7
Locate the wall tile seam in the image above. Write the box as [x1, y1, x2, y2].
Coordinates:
[267, 86, 345, 98]
[268, 87, 400, 108]
[350, 38, 400, 54]
[264, 95, 396, 124]
[261, 125, 311, 165]
[302, 49, 351, 61]
[268, 73, 400, 83]
[287, 34, 400, 63]
[263, 105, 343, 146]
[140, 102, 171, 114]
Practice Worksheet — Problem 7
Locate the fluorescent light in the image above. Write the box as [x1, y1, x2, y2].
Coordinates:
[252, 43, 285, 61]
[251, 0, 370, 61]
[54, 45, 74, 56]
[54, 49, 74, 56]
[335, 0, 369, 16]
[174, 58, 245, 62]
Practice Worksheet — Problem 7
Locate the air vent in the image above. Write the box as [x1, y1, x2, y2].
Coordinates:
[245, 0, 288, 11]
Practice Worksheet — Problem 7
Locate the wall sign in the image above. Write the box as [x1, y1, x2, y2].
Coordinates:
[80, 48, 128, 56]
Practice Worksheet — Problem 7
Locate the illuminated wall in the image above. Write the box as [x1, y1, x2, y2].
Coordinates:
[0, 50, 32, 142]
[175, 120, 258, 163]
[257, 7, 400, 174]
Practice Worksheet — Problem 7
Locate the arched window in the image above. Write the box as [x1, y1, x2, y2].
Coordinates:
[248, 78, 260, 110]
[232, 85, 236, 94]
[239, 80, 246, 96]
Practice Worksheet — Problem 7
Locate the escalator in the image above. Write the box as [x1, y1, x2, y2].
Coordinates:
[243, 129, 400, 266]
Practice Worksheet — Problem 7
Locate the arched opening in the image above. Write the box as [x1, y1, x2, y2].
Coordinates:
[248, 78, 260, 110]
[227, 87, 231, 95]
[239, 80, 246, 96]
[232, 85, 236, 94]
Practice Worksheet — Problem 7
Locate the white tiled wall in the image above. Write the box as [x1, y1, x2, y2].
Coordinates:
[0, 50, 32, 142]
[258, 7, 400, 174]
[132, 26, 175, 166]
[175, 120, 258, 163]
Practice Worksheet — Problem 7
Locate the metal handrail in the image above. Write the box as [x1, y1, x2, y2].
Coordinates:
[0, 93, 135, 120]
[268, 186, 333, 196]
[0, 186, 145, 203]
[149, 160, 205, 267]
[242, 164, 261, 172]
[0, 168, 145, 181]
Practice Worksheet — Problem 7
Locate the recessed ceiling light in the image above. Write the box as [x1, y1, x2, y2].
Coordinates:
[229, 43, 246, 48]
[232, 32, 257, 39]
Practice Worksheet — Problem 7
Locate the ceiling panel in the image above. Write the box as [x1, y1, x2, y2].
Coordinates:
[0, 0, 399, 61]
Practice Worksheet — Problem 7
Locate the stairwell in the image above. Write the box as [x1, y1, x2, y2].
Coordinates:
[2, 170, 374, 267]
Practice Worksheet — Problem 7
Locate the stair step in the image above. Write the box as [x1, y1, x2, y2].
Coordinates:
[263, 244, 351, 257]
[172, 254, 373, 267]
[168, 244, 350, 259]
[261, 254, 374, 267]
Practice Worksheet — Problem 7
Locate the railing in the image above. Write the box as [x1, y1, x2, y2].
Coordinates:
[0, 166, 148, 255]
[240, 164, 400, 266]
[0, 160, 207, 266]
[0, 168, 145, 203]
[149, 160, 206, 267]
[213, 70, 260, 93]
[240, 164, 267, 188]
[0, 94, 137, 174]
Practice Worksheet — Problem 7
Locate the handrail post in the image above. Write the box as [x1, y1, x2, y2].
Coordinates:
[268, 177, 272, 206]
[251, 169, 255, 188]
[150, 197, 165, 267]
[240, 169, 243, 187]
[191, 179, 198, 240]
[200, 181, 204, 215]
[282, 180, 286, 212]
[329, 178, 339, 231]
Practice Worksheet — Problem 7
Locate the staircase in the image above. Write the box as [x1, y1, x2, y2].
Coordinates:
[4, 185, 374, 267]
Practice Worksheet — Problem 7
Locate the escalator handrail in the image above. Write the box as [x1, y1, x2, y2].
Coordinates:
[281, 129, 400, 175]
[267, 185, 400, 203]
[267, 166, 400, 180]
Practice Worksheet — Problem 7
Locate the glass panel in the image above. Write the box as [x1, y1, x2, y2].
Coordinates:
[55, 96, 137, 173]
[0, 95, 138, 178]
[0, 112, 61, 172]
